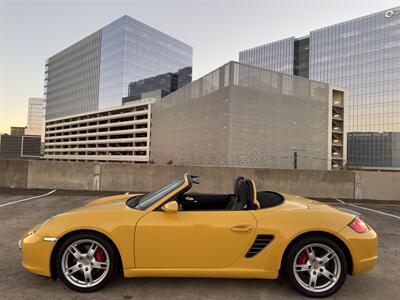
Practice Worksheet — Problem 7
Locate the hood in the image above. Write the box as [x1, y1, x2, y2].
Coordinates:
[33, 193, 146, 238]
[58, 194, 143, 216]
[84, 193, 143, 207]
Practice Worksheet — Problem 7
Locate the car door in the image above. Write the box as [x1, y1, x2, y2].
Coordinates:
[135, 209, 257, 268]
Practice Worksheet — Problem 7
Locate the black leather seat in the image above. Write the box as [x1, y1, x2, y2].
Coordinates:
[226, 176, 259, 210]
[245, 179, 258, 210]
[225, 176, 243, 210]
[235, 178, 250, 210]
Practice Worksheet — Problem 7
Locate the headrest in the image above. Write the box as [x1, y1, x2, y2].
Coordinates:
[246, 179, 259, 210]
[233, 176, 259, 210]
[234, 176, 245, 196]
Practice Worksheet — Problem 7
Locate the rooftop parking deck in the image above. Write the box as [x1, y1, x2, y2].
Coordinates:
[0, 188, 399, 300]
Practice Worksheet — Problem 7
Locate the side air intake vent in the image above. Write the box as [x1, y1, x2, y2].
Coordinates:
[245, 235, 274, 258]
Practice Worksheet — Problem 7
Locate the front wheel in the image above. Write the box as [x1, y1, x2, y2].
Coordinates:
[56, 233, 118, 292]
[283, 235, 348, 297]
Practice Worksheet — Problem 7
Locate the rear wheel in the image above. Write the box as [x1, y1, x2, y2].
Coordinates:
[56, 233, 118, 292]
[283, 235, 347, 297]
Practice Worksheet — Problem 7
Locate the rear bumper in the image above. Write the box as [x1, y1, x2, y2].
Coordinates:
[20, 231, 55, 277]
[338, 226, 378, 275]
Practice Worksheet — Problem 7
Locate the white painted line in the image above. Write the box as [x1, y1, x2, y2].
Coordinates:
[0, 190, 57, 208]
[336, 198, 400, 220]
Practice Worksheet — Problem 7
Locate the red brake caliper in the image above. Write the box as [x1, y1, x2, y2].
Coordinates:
[297, 250, 309, 264]
[94, 248, 105, 262]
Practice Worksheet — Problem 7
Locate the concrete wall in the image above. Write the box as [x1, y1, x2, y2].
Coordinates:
[0, 159, 399, 201]
[151, 62, 332, 170]
[354, 171, 400, 201]
[227, 65, 330, 170]
[151, 78, 231, 167]
[101, 164, 354, 199]
[0, 160, 28, 188]
[26, 160, 100, 191]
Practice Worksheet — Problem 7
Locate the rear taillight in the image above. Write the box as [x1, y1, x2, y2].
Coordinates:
[349, 216, 369, 233]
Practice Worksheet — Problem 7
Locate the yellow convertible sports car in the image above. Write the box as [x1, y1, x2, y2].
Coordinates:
[19, 174, 377, 297]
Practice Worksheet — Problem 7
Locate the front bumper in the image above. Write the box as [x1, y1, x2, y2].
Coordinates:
[339, 225, 378, 275]
[19, 231, 56, 277]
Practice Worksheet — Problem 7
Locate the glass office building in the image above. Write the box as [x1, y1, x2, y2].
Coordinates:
[239, 7, 400, 168]
[348, 132, 400, 167]
[25, 98, 44, 136]
[122, 67, 192, 104]
[45, 15, 192, 120]
[239, 37, 295, 75]
[44, 31, 102, 120]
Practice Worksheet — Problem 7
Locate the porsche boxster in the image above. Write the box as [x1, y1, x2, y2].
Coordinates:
[19, 174, 377, 297]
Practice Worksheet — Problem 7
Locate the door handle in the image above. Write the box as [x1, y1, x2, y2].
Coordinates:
[231, 224, 253, 233]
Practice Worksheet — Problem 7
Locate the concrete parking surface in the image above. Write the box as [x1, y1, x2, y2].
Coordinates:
[0, 189, 399, 300]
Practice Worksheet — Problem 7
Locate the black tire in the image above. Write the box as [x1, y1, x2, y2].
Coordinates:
[56, 232, 118, 292]
[283, 235, 348, 298]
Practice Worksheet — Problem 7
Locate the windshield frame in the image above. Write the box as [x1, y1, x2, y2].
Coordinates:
[128, 175, 189, 211]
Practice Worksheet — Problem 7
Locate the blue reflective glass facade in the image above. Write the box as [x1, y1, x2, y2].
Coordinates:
[45, 15, 192, 119]
[310, 8, 400, 167]
[239, 37, 295, 75]
[348, 132, 400, 167]
[98, 16, 193, 109]
[45, 31, 102, 120]
[239, 7, 400, 168]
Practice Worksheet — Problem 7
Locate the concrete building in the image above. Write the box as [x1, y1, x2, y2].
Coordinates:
[44, 99, 153, 163]
[44, 15, 192, 120]
[10, 127, 25, 136]
[0, 134, 41, 160]
[239, 6, 400, 168]
[25, 98, 44, 136]
[150, 61, 346, 170]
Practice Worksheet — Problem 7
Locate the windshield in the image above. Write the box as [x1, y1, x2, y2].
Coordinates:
[127, 177, 185, 210]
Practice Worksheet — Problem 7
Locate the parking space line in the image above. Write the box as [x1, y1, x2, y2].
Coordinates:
[336, 198, 400, 220]
[0, 190, 56, 208]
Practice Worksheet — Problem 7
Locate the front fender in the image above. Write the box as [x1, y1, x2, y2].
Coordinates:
[34, 209, 141, 270]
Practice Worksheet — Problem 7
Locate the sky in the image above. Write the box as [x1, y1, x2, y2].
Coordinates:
[0, 0, 399, 134]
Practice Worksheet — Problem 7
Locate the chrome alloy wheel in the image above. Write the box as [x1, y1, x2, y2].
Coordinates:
[61, 239, 110, 288]
[292, 243, 341, 293]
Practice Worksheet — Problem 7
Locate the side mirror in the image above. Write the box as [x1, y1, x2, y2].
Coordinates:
[190, 175, 200, 184]
[161, 201, 178, 213]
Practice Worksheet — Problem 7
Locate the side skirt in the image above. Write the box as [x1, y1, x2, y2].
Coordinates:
[123, 268, 278, 279]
